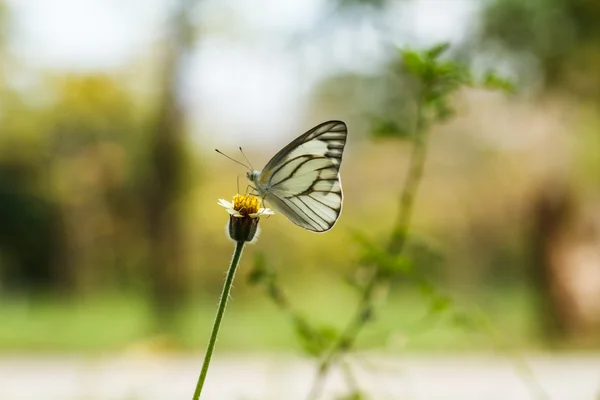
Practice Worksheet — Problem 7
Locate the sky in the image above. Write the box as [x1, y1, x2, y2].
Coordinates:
[4, 0, 478, 147]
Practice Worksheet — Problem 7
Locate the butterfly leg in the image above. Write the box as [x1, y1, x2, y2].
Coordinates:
[260, 195, 273, 219]
[246, 185, 259, 196]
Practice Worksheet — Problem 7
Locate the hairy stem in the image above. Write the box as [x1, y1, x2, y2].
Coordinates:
[192, 240, 245, 400]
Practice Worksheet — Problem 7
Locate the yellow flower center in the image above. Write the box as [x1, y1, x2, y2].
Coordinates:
[232, 194, 261, 215]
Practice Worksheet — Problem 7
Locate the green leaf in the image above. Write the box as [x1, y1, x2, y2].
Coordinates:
[344, 269, 368, 291]
[353, 233, 414, 276]
[371, 118, 412, 140]
[337, 391, 367, 400]
[451, 311, 480, 332]
[318, 325, 340, 347]
[292, 316, 320, 356]
[428, 98, 455, 123]
[247, 252, 269, 285]
[374, 252, 413, 276]
[385, 254, 414, 274]
[482, 72, 516, 93]
[405, 236, 445, 272]
[428, 294, 452, 315]
[418, 280, 435, 297]
[425, 42, 451, 60]
[293, 316, 339, 357]
[401, 49, 426, 77]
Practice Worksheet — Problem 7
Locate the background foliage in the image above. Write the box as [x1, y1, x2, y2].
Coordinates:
[0, 0, 599, 356]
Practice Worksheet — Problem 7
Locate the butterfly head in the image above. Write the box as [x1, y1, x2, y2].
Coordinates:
[247, 170, 260, 183]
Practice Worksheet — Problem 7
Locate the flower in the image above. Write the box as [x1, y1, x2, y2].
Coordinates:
[218, 194, 274, 242]
[218, 194, 274, 218]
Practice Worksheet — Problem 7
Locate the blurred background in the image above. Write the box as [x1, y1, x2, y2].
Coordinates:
[1, 0, 600, 399]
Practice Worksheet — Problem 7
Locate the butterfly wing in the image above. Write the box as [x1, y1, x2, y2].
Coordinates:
[262, 120, 347, 172]
[256, 121, 347, 232]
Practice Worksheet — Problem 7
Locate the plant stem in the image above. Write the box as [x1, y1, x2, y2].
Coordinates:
[192, 240, 245, 400]
[307, 100, 428, 400]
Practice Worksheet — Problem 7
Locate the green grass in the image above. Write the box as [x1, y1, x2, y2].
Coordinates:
[0, 284, 539, 354]
[0, 293, 152, 352]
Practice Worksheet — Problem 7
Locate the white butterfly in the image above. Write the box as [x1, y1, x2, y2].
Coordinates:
[247, 120, 347, 233]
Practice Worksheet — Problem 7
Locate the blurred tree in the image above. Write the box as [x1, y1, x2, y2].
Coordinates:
[0, 68, 154, 296]
[42, 74, 143, 294]
[0, 1, 69, 294]
[0, 0, 7, 94]
[142, 0, 199, 330]
[531, 182, 574, 339]
[478, 0, 600, 100]
[0, 157, 67, 293]
[531, 181, 600, 343]
[479, 0, 600, 340]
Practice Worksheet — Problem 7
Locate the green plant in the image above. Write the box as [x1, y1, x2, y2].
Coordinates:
[248, 43, 516, 400]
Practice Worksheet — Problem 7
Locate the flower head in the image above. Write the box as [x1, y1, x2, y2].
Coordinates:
[218, 194, 274, 242]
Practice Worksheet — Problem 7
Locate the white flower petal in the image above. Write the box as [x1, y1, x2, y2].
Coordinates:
[218, 199, 234, 208]
[259, 208, 275, 215]
[249, 208, 275, 218]
[225, 208, 243, 217]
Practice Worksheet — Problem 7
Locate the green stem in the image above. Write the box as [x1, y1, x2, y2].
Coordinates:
[192, 240, 245, 400]
[307, 98, 427, 400]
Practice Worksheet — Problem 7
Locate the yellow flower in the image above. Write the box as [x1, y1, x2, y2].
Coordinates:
[218, 194, 274, 242]
[218, 194, 274, 218]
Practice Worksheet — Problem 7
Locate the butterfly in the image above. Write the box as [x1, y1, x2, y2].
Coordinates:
[247, 120, 347, 233]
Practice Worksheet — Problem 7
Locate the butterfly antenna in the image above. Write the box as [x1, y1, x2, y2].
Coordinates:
[215, 149, 251, 170]
[239, 147, 254, 171]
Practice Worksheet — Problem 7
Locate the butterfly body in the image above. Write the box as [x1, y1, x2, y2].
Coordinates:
[247, 120, 347, 233]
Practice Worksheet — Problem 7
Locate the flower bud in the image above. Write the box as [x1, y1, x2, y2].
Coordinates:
[228, 214, 260, 242]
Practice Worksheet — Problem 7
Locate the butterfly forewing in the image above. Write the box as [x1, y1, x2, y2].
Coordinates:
[268, 155, 332, 190]
[255, 121, 347, 232]
[263, 121, 347, 172]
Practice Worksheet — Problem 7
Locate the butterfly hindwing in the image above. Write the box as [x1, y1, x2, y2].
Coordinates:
[267, 156, 342, 232]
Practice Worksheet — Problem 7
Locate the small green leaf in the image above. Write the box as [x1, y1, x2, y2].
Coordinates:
[248, 252, 269, 285]
[425, 42, 450, 60]
[293, 316, 339, 357]
[337, 391, 367, 400]
[318, 325, 340, 346]
[353, 232, 414, 276]
[430, 98, 455, 122]
[429, 294, 452, 315]
[371, 118, 412, 140]
[293, 316, 320, 356]
[359, 305, 374, 324]
[418, 280, 435, 297]
[384, 254, 414, 274]
[387, 228, 408, 254]
[402, 49, 426, 76]
[451, 311, 479, 332]
[482, 72, 516, 93]
[344, 271, 367, 291]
